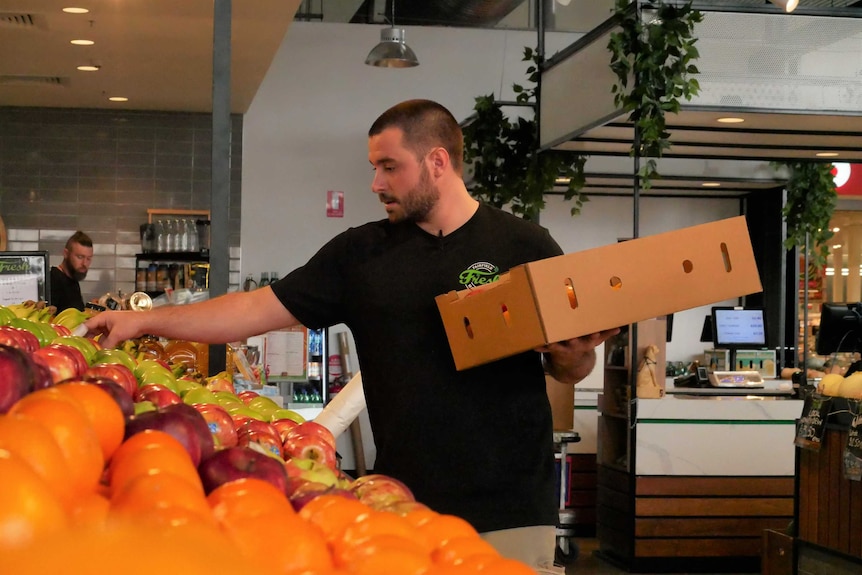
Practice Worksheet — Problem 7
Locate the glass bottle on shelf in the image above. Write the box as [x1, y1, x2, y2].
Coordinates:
[187, 219, 200, 253]
[258, 272, 270, 287]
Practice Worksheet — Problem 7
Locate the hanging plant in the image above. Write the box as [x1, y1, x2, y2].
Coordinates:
[607, 0, 703, 189]
[772, 161, 837, 267]
[463, 47, 587, 222]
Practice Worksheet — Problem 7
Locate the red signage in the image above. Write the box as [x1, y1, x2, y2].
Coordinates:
[834, 163, 862, 197]
[326, 190, 344, 217]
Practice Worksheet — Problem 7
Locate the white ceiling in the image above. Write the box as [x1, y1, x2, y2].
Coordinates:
[0, 0, 301, 113]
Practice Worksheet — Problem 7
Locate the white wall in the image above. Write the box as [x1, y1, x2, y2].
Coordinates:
[241, 22, 744, 465]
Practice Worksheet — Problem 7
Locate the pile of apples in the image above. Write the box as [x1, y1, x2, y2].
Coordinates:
[0, 303, 400, 508]
[0, 304, 537, 574]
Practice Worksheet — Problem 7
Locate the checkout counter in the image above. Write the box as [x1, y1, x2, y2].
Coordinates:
[591, 325, 805, 572]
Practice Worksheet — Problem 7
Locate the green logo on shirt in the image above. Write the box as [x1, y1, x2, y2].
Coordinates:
[459, 262, 500, 288]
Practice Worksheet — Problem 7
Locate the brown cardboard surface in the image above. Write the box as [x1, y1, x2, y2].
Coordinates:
[436, 216, 762, 371]
[545, 374, 575, 431]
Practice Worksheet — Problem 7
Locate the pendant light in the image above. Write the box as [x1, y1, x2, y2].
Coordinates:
[364, 1, 419, 68]
[769, 0, 799, 12]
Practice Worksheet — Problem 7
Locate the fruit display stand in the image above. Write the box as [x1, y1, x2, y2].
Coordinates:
[0, 313, 542, 575]
[795, 397, 862, 572]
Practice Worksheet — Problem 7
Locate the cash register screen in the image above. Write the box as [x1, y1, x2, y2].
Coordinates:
[711, 306, 767, 348]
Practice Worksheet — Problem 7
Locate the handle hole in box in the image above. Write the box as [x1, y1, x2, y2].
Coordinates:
[501, 304, 511, 326]
[720, 242, 733, 272]
[463, 317, 474, 339]
[609, 276, 622, 290]
[682, 260, 693, 273]
[565, 279, 578, 310]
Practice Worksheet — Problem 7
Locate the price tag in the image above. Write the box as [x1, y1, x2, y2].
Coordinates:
[843, 399, 862, 481]
[795, 392, 832, 451]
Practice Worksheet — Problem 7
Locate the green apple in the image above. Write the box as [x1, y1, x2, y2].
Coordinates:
[246, 396, 281, 419]
[134, 359, 172, 380]
[137, 367, 179, 393]
[8, 318, 54, 347]
[133, 400, 157, 415]
[214, 391, 243, 406]
[0, 306, 16, 326]
[92, 348, 137, 372]
[175, 378, 203, 397]
[182, 386, 219, 405]
[51, 335, 99, 364]
[269, 408, 306, 424]
[223, 402, 264, 420]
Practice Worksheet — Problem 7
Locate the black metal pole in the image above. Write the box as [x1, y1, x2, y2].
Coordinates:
[209, 0, 231, 375]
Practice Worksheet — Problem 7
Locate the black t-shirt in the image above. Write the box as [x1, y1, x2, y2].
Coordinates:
[50, 266, 85, 312]
[271, 204, 564, 532]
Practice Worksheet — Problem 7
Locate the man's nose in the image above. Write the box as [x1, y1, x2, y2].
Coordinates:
[371, 171, 386, 193]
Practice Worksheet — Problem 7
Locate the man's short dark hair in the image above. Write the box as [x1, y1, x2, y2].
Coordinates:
[369, 99, 464, 175]
[66, 231, 93, 250]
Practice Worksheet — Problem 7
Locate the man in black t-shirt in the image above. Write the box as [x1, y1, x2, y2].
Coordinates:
[50, 231, 93, 312]
[84, 100, 618, 570]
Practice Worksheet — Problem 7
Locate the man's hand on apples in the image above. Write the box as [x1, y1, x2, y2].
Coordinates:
[535, 327, 621, 384]
[83, 310, 147, 349]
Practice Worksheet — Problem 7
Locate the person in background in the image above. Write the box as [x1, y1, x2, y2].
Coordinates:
[83, 100, 617, 572]
[50, 230, 93, 312]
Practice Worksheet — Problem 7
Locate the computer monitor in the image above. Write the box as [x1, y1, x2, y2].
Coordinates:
[815, 302, 862, 356]
[711, 306, 767, 370]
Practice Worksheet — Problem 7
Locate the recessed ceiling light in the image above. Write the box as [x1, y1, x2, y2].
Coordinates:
[833, 227, 841, 233]
[833, 244, 843, 249]
[716, 117, 745, 124]
[62, 7, 89, 14]
[76, 65, 100, 72]
[816, 152, 839, 157]
[701, 182, 721, 187]
[108, 96, 128, 102]
[70, 39, 95, 46]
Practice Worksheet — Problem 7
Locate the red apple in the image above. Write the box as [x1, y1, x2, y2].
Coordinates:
[124, 408, 207, 466]
[133, 383, 182, 408]
[206, 376, 235, 394]
[271, 418, 300, 443]
[46, 343, 88, 375]
[86, 377, 135, 419]
[192, 403, 238, 449]
[84, 363, 138, 397]
[31, 344, 86, 384]
[50, 323, 72, 337]
[236, 418, 283, 460]
[197, 446, 289, 495]
[286, 478, 356, 512]
[0, 326, 40, 353]
[348, 474, 415, 511]
[282, 432, 337, 469]
[0, 344, 38, 413]
[288, 421, 336, 450]
[237, 390, 260, 404]
[160, 403, 215, 462]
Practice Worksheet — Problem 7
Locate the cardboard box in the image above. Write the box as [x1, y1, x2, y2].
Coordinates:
[436, 216, 762, 371]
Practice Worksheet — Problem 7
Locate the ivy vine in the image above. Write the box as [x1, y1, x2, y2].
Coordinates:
[608, 0, 703, 190]
[463, 47, 587, 222]
[772, 161, 838, 267]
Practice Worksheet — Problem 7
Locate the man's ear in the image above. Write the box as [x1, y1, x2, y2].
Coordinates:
[427, 147, 449, 177]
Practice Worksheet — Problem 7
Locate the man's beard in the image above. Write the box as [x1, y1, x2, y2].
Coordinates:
[64, 257, 87, 281]
[383, 164, 439, 224]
